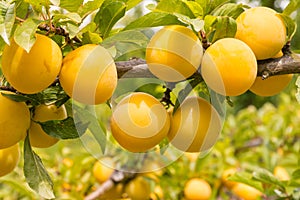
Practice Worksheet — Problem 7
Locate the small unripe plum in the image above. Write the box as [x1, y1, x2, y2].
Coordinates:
[168, 96, 222, 153]
[29, 104, 67, 148]
[232, 183, 262, 200]
[110, 92, 170, 152]
[235, 7, 286, 60]
[125, 177, 151, 200]
[250, 74, 293, 96]
[221, 167, 238, 188]
[201, 38, 257, 96]
[146, 25, 203, 82]
[93, 157, 115, 183]
[184, 178, 212, 200]
[273, 166, 290, 181]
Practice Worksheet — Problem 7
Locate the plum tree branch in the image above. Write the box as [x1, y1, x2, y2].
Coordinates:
[115, 58, 153, 79]
[1, 53, 299, 96]
[84, 170, 136, 200]
[257, 53, 300, 78]
[115, 53, 300, 79]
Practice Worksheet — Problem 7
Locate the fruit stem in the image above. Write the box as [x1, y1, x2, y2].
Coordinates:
[161, 86, 175, 108]
[199, 30, 211, 49]
[0, 86, 17, 93]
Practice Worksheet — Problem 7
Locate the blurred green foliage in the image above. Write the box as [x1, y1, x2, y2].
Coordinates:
[291, 11, 300, 52]
[229, 75, 298, 114]
[158, 90, 300, 199]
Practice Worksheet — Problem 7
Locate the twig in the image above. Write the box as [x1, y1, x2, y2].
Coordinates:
[84, 153, 149, 200]
[38, 23, 82, 44]
[84, 170, 136, 200]
[234, 137, 263, 155]
[161, 87, 175, 108]
[0, 86, 17, 92]
[199, 30, 211, 49]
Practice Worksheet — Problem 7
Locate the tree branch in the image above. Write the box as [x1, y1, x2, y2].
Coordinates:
[84, 170, 136, 200]
[234, 137, 263, 155]
[115, 58, 153, 79]
[257, 53, 300, 79]
[115, 53, 300, 79]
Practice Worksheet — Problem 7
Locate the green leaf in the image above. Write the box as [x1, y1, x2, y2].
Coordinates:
[78, 0, 104, 17]
[252, 168, 286, 190]
[183, 0, 203, 18]
[135, 83, 165, 99]
[53, 12, 82, 24]
[73, 104, 107, 153]
[23, 135, 55, 199]
[59, 0, 83, 12]
[155, 0, 195, 18]
[14, 18, 39, 52]
[212, 3, 245, 19]
[228, 172, 264, 192]
[50, 0, 59, 6]
[125, 0, 142, 10]
[80, 22, 97, 33]
[173, 76, 203, 113]
[82, 31, 103, 45]
[209, 89, 226, 117]
[54, 96, 70, 108]
[1, 92, 35, 103]
[24, 0, 50, 12]
[0, 1, 15, 44]
[196, 0, 228, 16]
[124, 12, 184, 30]
[26, 85, 69, 106]
[292, 169, 300, 179]
[38, 117, 89, 139]
[0, 178, 37, 199]
[36, 85, 69, 106]
[102, 29, 150, 59]
[1, 84, 69, 106]
[292, 190, 300, 200]
[174, 13, 204, 32]
[204, 14, 217, 33]
[279, 14, 297, 41]
[0, 61, 2, 75]
[283, 0, 300, 16]
[215, 16, 237, 39]
[295, 74, 300, 103]
[103, 29, 149, 48]
[15, 0, 30, 19]
[95, 0, 126, 38]
[146, 3, 156, 11]
[205, 13, 237, 43]
[114, 47, 145, 61]
[65, 23, 79, 38]
[159, 137, 170, 155]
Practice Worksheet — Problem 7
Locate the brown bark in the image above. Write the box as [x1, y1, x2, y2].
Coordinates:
[115, 53, 300, 80]
[257, 53, 300, 79]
